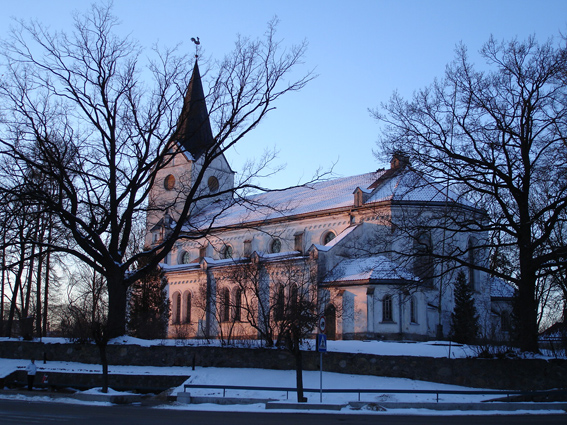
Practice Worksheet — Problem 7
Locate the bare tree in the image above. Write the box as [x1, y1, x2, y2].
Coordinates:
[59, 262, 110, 392]
[0, 4, 313, 338]
[374, 35, 567, 352]
[224, 254, 324, 402]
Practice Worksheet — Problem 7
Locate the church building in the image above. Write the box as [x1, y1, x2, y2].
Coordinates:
[146, 61, 508, 342]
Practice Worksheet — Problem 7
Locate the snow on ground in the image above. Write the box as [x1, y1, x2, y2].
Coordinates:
[176, 366, 492, 404]
[1, 337, 564, 415]
[0, 358, 193, 379]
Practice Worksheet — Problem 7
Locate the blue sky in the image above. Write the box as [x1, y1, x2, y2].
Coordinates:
[2, 0, 566, 189]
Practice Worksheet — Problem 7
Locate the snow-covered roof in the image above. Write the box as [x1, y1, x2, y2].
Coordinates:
[185, 172, 382, 230]
[183, 167, 473, 232]
[366, 169, 467, 205]
[323, 255, 418, 284]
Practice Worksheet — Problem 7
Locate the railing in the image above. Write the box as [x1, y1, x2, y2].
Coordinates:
[183, 384, 567, 403]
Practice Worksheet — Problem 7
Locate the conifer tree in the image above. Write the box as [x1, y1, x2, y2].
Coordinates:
[127, 259, 170, 340]
[450, 271, 479, 344]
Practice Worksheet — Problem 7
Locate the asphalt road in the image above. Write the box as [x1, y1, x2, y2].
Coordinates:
[0, 399, 565, 425]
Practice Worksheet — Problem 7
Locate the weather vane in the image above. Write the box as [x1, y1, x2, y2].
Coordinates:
[191, 37, 200, 59]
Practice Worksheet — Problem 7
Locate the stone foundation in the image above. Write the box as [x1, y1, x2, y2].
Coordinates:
[0, 340, 565, 391]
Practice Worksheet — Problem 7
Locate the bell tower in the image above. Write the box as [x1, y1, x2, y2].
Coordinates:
[146, 59, 235, 247]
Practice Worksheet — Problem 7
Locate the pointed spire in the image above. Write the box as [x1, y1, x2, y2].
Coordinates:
[173, 60, 214, 160]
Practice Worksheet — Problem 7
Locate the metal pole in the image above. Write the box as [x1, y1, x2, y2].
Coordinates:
[319, 350, 323, 403]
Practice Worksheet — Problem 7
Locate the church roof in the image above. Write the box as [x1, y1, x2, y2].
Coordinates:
[187, 171, 381, 229]
[172, 61, 215, 160]
[185, 165, 472, 231]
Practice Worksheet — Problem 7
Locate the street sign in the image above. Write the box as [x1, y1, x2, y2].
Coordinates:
[318, 316, 326, 333]
[317, 333, 327, 352]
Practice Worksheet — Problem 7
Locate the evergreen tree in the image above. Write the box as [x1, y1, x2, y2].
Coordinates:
[450, 271, 479, 344]
[127, 259, 170, 340]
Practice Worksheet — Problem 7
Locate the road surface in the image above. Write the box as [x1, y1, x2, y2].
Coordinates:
[0, 399, 565, 425]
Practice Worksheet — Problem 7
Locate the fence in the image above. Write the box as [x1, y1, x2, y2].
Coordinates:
[183, 384, 567, 403]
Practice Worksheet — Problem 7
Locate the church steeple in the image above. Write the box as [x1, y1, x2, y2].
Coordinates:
[173, 60, 215, 160]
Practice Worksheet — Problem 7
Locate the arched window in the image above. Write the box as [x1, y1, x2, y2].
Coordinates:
[208, 176, 219, 193]
[185, 292, 192, 323]
[289, 284, 299, 315]
[501, 311, 511, 332]
[324, 304, 337, 340]
[414, 231, 434, 286]
[270, 238, 281, 254]
[219, 288, 230, 322]
[234, 288, 242, 321]
[172, 292, 181, 324]
[323, 231, 336, 245]
[164, 174, 175, 191]
[382, 295, 393, 322]
[274, 285, 285, 321]
[410, 296, 418, 323]
[180, 251, 191, 264]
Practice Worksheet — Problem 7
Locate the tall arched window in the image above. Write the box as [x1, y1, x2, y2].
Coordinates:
[173, 292, 181, 324]
[219, 288, 230, 322]
[185, 292, 192, 323]
[414, 231, 434, 286]
[382, 295, 393, 322]
[234, 288, 242, 321]
[468, 237, 478, 290]
[410, 296, 418, 323]
[274, 285, 285, 321]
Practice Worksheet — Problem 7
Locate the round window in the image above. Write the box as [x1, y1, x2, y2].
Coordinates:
[323, 231, 336, 245]
[222, 245, 233, 259]
[164, 174, 175, 191]
[181, 251, 191, 264]
[208, 176, 219, 193]
[271, 238, 281, 253]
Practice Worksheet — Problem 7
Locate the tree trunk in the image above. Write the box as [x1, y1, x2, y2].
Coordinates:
[517, 266, 539, 352]
[293, 332, 306, 403]
[106, 274, 128, 338]
[97, 340, 109, 393]
[42, 248, 51, 337]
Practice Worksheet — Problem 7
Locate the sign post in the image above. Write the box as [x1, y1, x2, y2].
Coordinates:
[317, 316, 327, 403]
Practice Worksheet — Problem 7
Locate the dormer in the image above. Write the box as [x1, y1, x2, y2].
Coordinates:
[353, 187, 371, 207]
[390, 152, 410, 170]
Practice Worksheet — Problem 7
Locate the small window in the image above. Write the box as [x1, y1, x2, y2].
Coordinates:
[323, 231, 336, 245]
[294, 233, 304, 253]
[164, 174, 175, 191]
[222, 244, 233, 259]
[382, 295, 393, 322]
[243, 240, 252, 257]
[199, 245, 207, 258]
[270, 238, 281, 254]
[208, 176, 219, 193]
